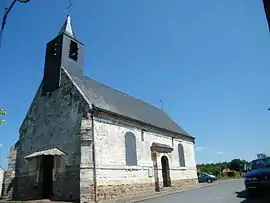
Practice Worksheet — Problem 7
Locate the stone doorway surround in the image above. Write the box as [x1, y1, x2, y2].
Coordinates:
[150, 142, 173, 192]
[24, 148, 66, 200]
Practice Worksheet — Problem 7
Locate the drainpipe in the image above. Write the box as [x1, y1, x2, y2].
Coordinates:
[91, 105, 97, 202]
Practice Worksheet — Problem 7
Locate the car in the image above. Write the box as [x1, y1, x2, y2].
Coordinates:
[197, 172, 217, 183]
[244, 157, 270, 198]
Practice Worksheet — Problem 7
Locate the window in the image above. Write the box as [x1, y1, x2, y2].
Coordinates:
[47, 36, 62, 58]
[50, 42, 57, 56]
[198, 173, 207, 178]
[250, 157, 270, 170]
[49, 39, 60, 57]
[125, 132, 138, 166]
[178, 143, 186, 167]
[69, 40, 79, 61]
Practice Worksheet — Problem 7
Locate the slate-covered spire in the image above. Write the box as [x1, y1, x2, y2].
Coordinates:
[58, 15, 76, 38]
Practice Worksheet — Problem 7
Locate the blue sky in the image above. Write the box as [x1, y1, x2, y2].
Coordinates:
[1, 0, 270, 167]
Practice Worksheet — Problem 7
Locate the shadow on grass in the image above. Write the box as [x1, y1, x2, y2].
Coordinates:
[235, 190, 270, 203]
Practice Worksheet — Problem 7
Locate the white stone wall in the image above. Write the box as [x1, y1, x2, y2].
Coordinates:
[13, 70, 91, 201]
[93, 115, 197, 185]
[18, 71, 88, 174]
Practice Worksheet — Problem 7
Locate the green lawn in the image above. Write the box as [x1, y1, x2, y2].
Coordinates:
[217, 175, 242, 180]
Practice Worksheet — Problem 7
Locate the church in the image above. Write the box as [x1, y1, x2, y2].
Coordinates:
[3, 16, 197, 202]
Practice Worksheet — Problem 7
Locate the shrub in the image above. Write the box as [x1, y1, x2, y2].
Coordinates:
[227, 171, 235, 177]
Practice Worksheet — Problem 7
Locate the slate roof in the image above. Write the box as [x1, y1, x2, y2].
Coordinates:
[71, 74, 192, 138]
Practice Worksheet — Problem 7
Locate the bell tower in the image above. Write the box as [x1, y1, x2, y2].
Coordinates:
[42, 15, 84, 96]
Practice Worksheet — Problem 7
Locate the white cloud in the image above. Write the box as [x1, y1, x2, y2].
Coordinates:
[217, 151, 225, 155]
[195, 146, 208, 151]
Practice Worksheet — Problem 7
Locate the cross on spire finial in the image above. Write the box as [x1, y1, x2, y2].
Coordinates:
[67, 0, 72, 16]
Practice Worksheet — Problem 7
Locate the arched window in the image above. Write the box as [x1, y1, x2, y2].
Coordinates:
[178, 143, 186, 167]
[125, 132, 138, 166]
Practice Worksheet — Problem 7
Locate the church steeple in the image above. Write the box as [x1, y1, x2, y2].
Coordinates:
[42, 15, 84, 96]
[58, 15, 76, 38]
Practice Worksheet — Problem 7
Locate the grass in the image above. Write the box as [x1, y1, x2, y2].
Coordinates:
[218, 175, 243, 180]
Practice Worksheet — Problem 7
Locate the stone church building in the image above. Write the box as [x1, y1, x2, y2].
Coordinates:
[3, 16, 197, 202]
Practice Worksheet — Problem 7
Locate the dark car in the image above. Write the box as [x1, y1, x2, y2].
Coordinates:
[197, 172, 217, 183]
[244, 157, 270, 198]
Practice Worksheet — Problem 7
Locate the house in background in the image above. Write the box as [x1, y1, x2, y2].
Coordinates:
[3, 16, 197, 202]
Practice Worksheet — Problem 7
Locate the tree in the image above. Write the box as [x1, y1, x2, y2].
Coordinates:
[0, 108, 7, 125]
[229, 159, 247, 171]
[197, 161, 230, 177]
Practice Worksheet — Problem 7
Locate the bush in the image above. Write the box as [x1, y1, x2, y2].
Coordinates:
[227, 171, 235, 177]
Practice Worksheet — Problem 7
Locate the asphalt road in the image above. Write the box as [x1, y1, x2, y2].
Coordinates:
[140, 179, 270, 203]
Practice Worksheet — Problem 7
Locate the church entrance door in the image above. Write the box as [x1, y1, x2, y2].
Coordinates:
[41, 155, 54, 198]
[161, 156, 171, 187]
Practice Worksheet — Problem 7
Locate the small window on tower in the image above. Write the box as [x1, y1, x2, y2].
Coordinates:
[49, 42, 58, 57]
[69, 40, 79, 61]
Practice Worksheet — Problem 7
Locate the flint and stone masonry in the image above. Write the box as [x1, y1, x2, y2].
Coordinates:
[3, 16, 198, 202]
